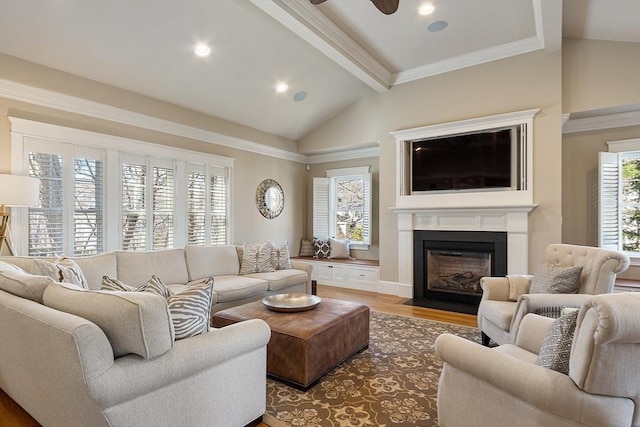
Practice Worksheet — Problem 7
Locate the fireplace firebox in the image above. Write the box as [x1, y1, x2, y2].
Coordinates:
[409, 230, 507, 314]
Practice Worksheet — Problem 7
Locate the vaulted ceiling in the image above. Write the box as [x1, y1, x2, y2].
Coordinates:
[0, 0, 638, 143]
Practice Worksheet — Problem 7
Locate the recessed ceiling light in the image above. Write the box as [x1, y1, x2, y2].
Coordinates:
[276, 82, 289, 93]
[427, 20, 448, 32]
[293, 91, 308, 102]
[194, 43, 211, 57]
[418, 3, 435, 15]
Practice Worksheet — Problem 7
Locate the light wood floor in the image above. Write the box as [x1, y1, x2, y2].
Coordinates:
[0, 285, 475, 427]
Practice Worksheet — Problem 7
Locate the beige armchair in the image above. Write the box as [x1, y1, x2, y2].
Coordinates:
[477, 244, 630, 346]
[436, 292, 640, 427]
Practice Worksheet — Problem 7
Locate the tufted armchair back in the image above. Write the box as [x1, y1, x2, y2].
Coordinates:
[544, 244, 630, 295]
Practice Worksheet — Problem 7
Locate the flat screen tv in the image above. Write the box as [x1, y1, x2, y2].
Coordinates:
[410, 126, 520, 193]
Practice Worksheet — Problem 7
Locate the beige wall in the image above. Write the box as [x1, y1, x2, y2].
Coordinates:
[562, 38, 640, 114]
[302, 50, 563, 283]
[305, 157, 380, 261]
[0, 56, 307, 253]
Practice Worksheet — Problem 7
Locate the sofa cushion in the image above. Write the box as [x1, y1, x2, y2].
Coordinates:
[116, 249, 189, 286]
[212, 275, 268, 302]
[530, 262, 582, 294]
[43, 283, 174, 359]
[0, 267, 56, 303]
[69, 252, 117, 290]
[184, 245, 240, 280]
[536, 309, 580, 374]
[270, 241, 292, 270]
[239, 242, 275, 275]
[32, 257, 88, 289]
[245, 269, 308, 292]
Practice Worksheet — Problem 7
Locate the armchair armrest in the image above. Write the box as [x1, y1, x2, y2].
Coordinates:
[510, 293, 592, 343]
[480, 277, 511, 301]
[88, 319, 271, 407]
[435, 333, 634, 425]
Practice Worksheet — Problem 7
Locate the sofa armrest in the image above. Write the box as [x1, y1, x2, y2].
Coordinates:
[291, 260, 313, 294]
[88, 319, 271, 407]
[435, 333, 635, 425]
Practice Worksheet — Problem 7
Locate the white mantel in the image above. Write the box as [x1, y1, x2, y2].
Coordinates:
[392, 205, 537, 298]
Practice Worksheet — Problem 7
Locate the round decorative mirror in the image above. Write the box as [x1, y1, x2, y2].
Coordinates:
[256, 179, 284, 219]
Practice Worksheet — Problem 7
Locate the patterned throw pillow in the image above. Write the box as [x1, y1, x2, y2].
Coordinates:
[529, 262, 582, 294]
[313, 237, 331, 259]
[270, 241, 292, 270]
[328, 238, 350, 259]
[32, 257, 88, 289]
[101, 275, 214, 340]
[239, 242, 275, 275]
[535, 309, 580, 374]
[299, 238, 315, 257]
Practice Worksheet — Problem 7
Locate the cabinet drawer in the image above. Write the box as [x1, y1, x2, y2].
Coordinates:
[348, 266, 378, 283]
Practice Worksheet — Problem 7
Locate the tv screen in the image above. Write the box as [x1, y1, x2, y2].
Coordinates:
[411, 128, 513, 193]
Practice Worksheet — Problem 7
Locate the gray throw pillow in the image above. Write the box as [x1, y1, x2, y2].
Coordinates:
[299, 238, 315, 257]
[313, 237, 330, 259]
[270, 241, 292, 270]
[535, 309, 580, 374]
[529, 262, 582, 294]
[240, 242, 275, 274]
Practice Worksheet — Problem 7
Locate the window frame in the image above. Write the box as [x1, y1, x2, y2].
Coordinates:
[9, 117, 234, 255]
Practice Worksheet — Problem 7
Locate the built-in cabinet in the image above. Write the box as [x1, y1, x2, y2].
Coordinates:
[293, 257, 379, 292]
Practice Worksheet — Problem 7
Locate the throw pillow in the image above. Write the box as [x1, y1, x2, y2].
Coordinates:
[239, 242, 275, 275]
[102, 275, 213, 340]
[328, 238, 350, 259]
[43, 283, 174, 359]
[299, 238, 315, 257]
[167, 278, 214, 340]
[313, 237, 330, 259]
[270, 241, 292, 270]
[32, 256, 88, 289]
[535, 309, 580, 375]
[529, 262, 582, 294]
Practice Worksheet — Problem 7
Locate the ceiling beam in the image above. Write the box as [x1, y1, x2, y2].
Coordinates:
[250, 0, 392, 92]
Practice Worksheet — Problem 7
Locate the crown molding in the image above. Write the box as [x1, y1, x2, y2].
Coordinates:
[563, 110, 640, 134]
[306, 146, 380, 164]
[0, 79, 308, 163]
[250, 0, 390, 92]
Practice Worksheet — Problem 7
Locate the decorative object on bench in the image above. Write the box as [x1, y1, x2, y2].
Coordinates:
[214, 297, 369, 390]
[328, 237, 350, 259]
[312, 237, 331, 258]
[299, 238, 314, 256]
[256, 178, 284, 219]
[437, 293, 640, 427]
[477, 243, 630, 346]
[262, 293, 321, 312]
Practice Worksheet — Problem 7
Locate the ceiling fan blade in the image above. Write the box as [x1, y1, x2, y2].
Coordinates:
[310, 0, 327, 4]
[371, 0, 399, 15]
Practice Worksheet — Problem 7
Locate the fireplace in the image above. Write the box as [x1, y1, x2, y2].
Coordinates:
[411, 230, 507, 314]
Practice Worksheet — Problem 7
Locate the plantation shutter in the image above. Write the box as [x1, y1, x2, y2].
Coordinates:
[187, 169, 207, 245]
[210, 166, 227, 245]
[122, 162, 147, 251]
[313, 177, 330, 239]
[362, 173, 372, 245]
[152, 165, 174, 250]
[598, 152, 620, 250]
[28, 152, 64, 256]
[73, 158, 103, 255]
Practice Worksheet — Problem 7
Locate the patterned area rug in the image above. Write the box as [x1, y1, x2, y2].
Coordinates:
[264, 311, 480, 427]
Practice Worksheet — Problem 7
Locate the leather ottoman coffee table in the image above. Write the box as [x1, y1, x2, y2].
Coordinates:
[212, 297, 369, 390]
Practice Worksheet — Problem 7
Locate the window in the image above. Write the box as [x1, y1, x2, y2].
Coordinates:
[598, 139, 640, 256]
[313, 167, 372, 248]
[10, 118, 233, 256]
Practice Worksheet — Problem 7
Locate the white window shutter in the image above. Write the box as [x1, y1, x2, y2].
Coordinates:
[313, 177, 329, 239]
[362, 173, 372, 245]
[598, 152, 620, 250]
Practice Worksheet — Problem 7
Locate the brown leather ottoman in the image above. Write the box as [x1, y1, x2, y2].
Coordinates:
[212, 297, 369, 390]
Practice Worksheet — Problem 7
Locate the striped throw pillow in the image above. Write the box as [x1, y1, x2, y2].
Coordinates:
[240, 242, 275, 274]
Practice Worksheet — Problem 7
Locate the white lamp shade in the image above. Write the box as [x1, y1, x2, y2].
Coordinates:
[0, 174, 40, 207]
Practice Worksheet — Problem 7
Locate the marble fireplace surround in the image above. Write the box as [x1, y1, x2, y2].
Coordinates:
[392, 205, 537, 298]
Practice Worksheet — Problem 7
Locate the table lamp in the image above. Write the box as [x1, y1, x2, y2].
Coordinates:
[0, 174, 40, 256]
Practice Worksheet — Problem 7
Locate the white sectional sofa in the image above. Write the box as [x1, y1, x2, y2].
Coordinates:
[0, 244, 312, 427]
